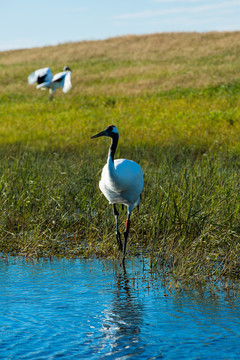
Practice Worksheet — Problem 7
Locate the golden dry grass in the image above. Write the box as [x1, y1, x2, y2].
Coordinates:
[1, 32, 240, 96]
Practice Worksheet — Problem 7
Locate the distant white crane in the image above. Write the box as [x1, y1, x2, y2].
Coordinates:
[91, 125, 144, 260]
[28, 66, 72, 100]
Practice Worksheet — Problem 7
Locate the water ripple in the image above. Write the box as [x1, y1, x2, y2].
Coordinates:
[0, 257, 240, 359]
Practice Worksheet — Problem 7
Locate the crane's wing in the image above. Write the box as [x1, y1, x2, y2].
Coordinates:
[51, 71, 72, 93]
[62, 71, 72, 93]
[28, 67, 53, 86]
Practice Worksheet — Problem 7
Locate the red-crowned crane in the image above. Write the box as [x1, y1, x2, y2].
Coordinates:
[91, 125, 144, 261]
[28, 66, 72, 100]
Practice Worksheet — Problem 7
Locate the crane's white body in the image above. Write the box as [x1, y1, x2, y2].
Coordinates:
[100, 157, 143, 214]
[28, 66, 72, 99]
[50, 70, 72, 94]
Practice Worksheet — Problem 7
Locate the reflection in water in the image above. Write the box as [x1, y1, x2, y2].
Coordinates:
[102, 263, 145, 358]
[0, 257, 240, 359]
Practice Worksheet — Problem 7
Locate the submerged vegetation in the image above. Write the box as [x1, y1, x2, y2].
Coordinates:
[0, 32, 240, 279]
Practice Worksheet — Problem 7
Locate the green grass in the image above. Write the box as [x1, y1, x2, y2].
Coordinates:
[0, 33, 240, 281]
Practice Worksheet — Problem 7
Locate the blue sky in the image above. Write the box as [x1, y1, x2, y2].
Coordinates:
[1, 0, 240, 51]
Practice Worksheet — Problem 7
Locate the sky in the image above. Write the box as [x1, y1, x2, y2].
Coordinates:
[1, 0, 240, 51]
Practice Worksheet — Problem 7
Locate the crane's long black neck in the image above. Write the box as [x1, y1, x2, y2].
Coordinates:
[109, 133, 119, 161]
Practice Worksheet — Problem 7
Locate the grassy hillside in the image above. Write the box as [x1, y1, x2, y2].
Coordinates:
[1, 32, 240, 96]
[0, 32, 240, 280]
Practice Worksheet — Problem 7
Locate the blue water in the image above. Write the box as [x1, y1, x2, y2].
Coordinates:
[0, 257, 240, 359]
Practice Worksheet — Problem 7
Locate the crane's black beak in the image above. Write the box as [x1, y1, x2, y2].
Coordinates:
[91, 130, 107, 139]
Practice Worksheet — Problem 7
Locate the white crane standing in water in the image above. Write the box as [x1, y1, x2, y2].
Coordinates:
[28, 66, 72, 100]
[91, 125, 144, 261]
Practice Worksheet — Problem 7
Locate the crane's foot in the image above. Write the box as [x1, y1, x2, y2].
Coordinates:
[120, 256, 125, 267]
[120, 228, 129, 266]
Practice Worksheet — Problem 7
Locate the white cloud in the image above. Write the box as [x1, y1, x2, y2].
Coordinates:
[115, 1, 240, 20]
[152, 0, 204, 3]
[143, 11, 240, 32]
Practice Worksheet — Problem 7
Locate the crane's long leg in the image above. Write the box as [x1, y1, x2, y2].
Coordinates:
[113, 204, 123, 252]
[123, 213, 131, 259]
[49, 89, 55, 101]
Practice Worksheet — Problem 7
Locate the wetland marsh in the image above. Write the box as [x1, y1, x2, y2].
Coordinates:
[0, 32, 239, 279]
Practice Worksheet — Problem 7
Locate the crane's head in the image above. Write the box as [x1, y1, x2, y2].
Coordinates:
[64, 66, 71, 71]
[91, 125, 119, 139]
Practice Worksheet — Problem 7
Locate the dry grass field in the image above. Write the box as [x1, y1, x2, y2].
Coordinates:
[1, 32, 240, 96]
